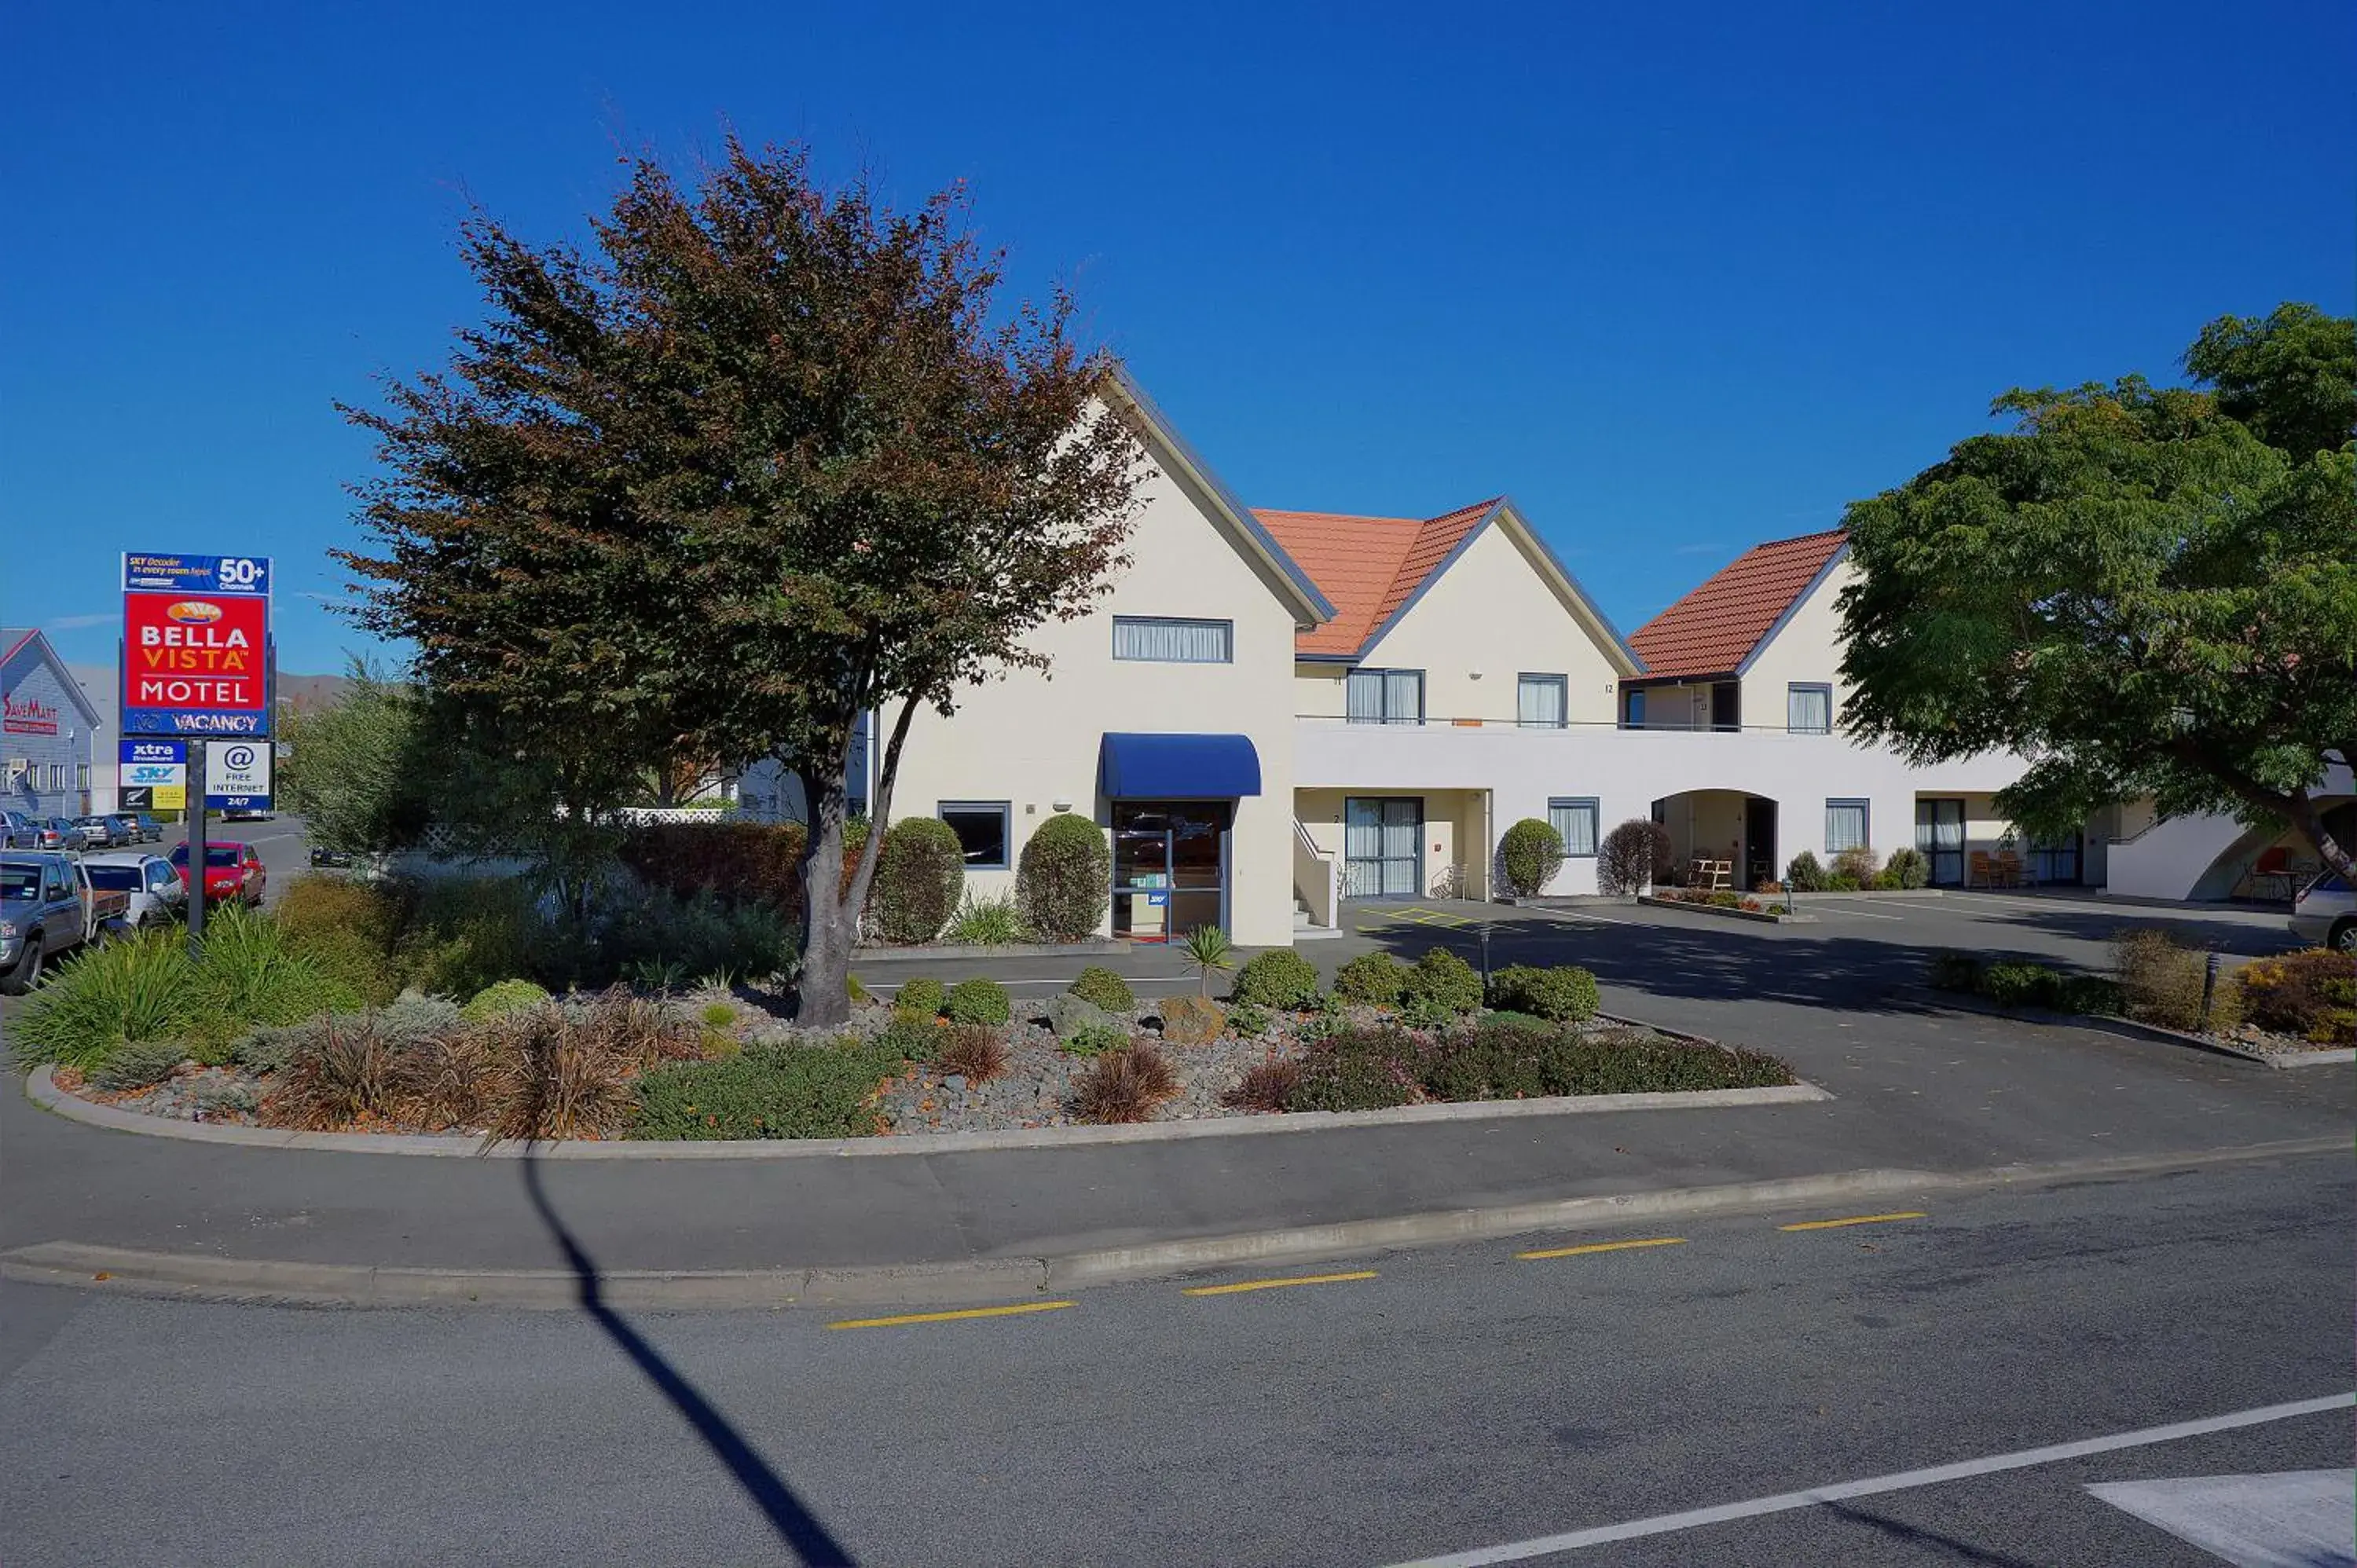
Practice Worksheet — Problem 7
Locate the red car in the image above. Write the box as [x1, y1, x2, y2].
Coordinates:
[169, 841, 267, 907]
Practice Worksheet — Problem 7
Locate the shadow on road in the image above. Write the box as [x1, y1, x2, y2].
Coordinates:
[520, 1152, 856, 1566]
[1822, 1499, 2047, 1566]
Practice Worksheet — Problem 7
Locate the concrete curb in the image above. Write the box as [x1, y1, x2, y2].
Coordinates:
[4, 1137, 2341, 1312]
[854, 939, 1125, 962]
[1896, 987, 2356, 1071]
[23, 1064, 1831, 1161]
[1637, 895, 1817, 925]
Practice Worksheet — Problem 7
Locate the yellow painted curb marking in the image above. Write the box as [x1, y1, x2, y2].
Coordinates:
[827, 1301, 1076, 1330]
[1518, 1236, 1688, 1261]
[1182, 1270, 1378, 1296]
[1779, 1211, 1927, 1232]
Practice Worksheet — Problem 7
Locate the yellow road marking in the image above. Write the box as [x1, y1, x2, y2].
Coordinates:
[1779, 1211, 1927, 1232]
[1517, 1236, 1688, 1261]
[827, 1301, 1076, 1330]
[1182, 1270, 1378, 1296]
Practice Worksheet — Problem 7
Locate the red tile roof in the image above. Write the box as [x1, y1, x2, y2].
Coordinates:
[1629, 529, 1848, 680]
[1254, 499, 1501, 657]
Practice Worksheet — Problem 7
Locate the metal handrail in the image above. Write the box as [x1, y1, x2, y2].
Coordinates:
[1293, 714, 1841, 736]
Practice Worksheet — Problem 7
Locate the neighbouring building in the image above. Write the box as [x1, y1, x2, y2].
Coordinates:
[742, 378, 2340, 945]
[2, 628, 101, 820]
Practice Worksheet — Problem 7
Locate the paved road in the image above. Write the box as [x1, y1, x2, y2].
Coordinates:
[3, 1156, 2347, 1566]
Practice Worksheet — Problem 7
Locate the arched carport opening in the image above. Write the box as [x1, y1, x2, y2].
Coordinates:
[1651, 789, 1779, 891]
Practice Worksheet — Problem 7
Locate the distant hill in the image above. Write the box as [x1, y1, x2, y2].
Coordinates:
[277, 672, 353, 713]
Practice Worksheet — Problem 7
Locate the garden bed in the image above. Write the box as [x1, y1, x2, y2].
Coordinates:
[30, 951, 1802, 1143]
[1638, 893, 1816, 925]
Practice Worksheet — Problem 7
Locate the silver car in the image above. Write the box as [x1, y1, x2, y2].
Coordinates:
[2289, 874, 2355, 953]
[80, 852, 188, 928]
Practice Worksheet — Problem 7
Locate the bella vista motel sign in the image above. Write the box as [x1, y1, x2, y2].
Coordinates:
[120, 553, 274, 738]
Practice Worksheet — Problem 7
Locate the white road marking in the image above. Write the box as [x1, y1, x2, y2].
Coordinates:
[2088, 1468, 2355, 1568]
[1384, 1393, 2355, 1566]
[1952, 893, 2280, 925]
[1808, 902, 1908, 921]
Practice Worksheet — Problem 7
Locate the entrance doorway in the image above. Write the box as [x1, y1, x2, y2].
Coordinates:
[1916, 798, 1965, 886]
[1743, 797, 1778, 888]
[1111, 800, 1230, 942]
[1343, 797, 1422, 898]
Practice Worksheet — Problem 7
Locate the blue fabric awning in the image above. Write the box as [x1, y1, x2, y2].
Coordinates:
[1098, 733, 1262, 799]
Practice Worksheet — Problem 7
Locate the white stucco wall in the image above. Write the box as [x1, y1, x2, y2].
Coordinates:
[1353, 522, 1626, 727]
[1739, 557, 1853, 732]
[1296, 720, 2026, 896]
[875, 430, 1307, 947]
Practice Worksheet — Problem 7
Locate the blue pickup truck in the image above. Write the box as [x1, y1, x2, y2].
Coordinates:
[0, 852, 134, 994]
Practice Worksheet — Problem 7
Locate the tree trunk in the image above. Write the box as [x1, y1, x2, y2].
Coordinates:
[2282, 785, 2355, 888]
[792, 699, 919, 1026]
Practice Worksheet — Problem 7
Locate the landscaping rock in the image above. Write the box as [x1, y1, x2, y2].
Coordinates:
[1039, 993, 1116, 1040]
[1156, 995, 1226, 1047]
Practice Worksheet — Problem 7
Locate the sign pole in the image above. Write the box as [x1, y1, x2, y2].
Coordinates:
[187, 744, 207, 956]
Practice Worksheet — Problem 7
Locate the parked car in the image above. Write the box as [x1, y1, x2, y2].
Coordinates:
[0, 852, 133, 994]
[169, 840, 268, 907]
[74, 815, 130, 848]
[131, 813, 163, 843]
[106, 813, 147, 844]
[35, 816, 79, 849]
[0, 810, 39, 848]
[2289, 874, 2355, 953]
[222, 806, 271, 822]
[81, 851, 189, 929]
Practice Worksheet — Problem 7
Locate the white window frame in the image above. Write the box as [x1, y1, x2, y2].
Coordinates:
[938, 800, 1012, 870]
[1549, 797, 1600, 858]
[1112, 616, 1233, 664]
[1787, 683, 1833, 735]
[1825, 798, 1871, 855]
[1517, 673, 1568, 730]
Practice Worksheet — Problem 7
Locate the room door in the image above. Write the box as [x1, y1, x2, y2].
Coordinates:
[1915, 799, 1965, 886]
[1343, 797, 1422, 898]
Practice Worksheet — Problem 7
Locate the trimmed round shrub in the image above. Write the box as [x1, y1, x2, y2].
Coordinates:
[1488, 963, 1600, 1022]
[461, 978, 551, 1023]
[1069, 965, 1135, 1013]
[943, 977, 1010, 1028]
[869, 818, 965, 945]
[1882, 846, 1931, 889]
[1402, 947, 1483, 1016]
[1784, 850, 1827, 892]
[1596, 819, 1672, 896]
[893, 976, 946, 1017]
[1332, 951, 1406, 1007]
[1017, 813, 1110, 943]
[1829, 845, 1879, 886]
[1497, 818, 1566, 898]
[1230, 949, 1320, 1009]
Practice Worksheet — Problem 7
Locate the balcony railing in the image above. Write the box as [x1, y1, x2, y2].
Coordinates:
[1298, 714, 1841, 736]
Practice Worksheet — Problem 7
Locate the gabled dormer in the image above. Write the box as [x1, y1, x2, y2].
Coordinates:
[1622, 528, 1850, 735]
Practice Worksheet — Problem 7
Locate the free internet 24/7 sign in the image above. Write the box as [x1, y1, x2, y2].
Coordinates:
[122, 553, 273, 736]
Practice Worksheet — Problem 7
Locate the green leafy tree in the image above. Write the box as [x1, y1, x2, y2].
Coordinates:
[1838, 304, 2357, 882]
[278, 662, 432, 856]
[339, 141, 1142, 1022]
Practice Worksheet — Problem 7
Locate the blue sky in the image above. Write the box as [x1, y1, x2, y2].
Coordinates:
[6, 1, 2350, 674]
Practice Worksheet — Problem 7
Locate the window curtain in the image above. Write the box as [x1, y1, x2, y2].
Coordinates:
[1825, 801, 1868, 853]
[1787, 685, 1831, 735]
[1113, 617, 1230, 663]
[1384, 670, 1422, 724]
[1346, 671, 1385, 724]
[1549, 800, 1598, 857]
[1519, 676, 1566, 728]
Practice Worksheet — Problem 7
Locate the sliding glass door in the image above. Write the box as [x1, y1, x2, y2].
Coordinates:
[1915, 799, 1964, 887]
[1343, 797, 1422, 899]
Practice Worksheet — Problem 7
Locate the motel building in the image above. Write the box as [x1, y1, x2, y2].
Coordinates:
[745, 376, 2351, 944]
[2, 628, 101, 820]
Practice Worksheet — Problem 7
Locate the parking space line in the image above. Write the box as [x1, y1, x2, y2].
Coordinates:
[1779, 1211, 1926, 1232]
[827, 1301, 1075, 1330]
[1809, 902, 1908, 921]
[1517, 1237, 1686, 1261]
[1182, 1270, 1378, 1296]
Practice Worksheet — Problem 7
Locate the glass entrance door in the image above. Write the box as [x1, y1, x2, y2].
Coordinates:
[1915, 799, 1964, 886]
[1343, 797, 1423, 898]
[1112, 801, 1230, 941]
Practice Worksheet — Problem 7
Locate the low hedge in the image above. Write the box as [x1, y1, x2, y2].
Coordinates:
[2237, 949, 2356, 1044]
[1230, 949, 1320, 1010]
[1487, 964, 1600, 1023]
[1402, 948, 1482, 1016]
[1333, 951, 1406, 1006]
[1282, 1019, 1794, 1112]
[618, 821, 808, 911]
[631, 1040, 903, 1139]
